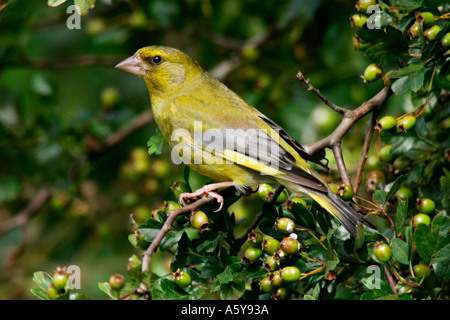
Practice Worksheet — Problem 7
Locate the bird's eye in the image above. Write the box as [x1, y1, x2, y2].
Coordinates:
[152, 55, 162, 64]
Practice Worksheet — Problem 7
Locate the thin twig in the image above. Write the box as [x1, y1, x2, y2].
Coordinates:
[141, 195, 216, 273]
[303, 86, 392, 155]
[354, 110, 379, 195]
[0, 188, 52, 235]
[236, 184, 285, 245]
[331, 143, 351, 187]
[296, 71, 349, 115]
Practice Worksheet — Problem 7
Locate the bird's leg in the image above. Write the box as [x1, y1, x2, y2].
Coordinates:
[179, 181, 235, 212]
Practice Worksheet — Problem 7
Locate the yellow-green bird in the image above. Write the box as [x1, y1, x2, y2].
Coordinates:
[116, 46, 370, 237]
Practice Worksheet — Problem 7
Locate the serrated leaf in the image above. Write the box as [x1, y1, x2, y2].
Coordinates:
[30, 287, 49, 300]
[32, 271, 53, 291]
[414, 224, 435, 263]
[409, 68, 425, 92]
[391, 238, 409, 265]
[374, 189, 387, 205]
[388, 0, 421, 9]
[74, 0, 95, 15]
[147, 132, 165, 156]
[391, 76, 409, 94]
[387, 64, 424, 79]
[289, 201, 316, 230]
[159, 230, 184, 251]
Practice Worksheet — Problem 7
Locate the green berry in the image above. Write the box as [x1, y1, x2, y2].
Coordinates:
[274, 189, 288, 204]
[424, 25, 442, 41]
[442, 33, 450, 48]
[190, 211, 210, 231]
[100, 86, 120, 107]
[373, 241, 392, 263]
[337, 184, 354, 201]
[47, 285, 59, 300]
[419, 12, 434, 25]
[397, 115, 416, 133]
[395, 186, 413, 201]
[280, 237, 300, 255]
[53, 267, 68, 291]
[413, 213, 431, 228]
[247, 230, 264, 247]
[287, 196, 307, 209]
[379, 145, 394, 162]
[262, 238, 280, 255]
[357, 0, 377, 11]
[171, 181, 190, 199]
[243, 246, 263, 264]
[378, 116, 397, 131]
[109, 273, 126, 291]
[164, 200, 180, 214]
[352, 35, 372, 50]
[173, 269, 192, 288]
[281, 266, 301, 283]
[275, 217, 295, 234]
[271, 287, 291, 300]
[257, 183, 274, 200]
[417, 198, 436, 215]
[260, 276, 274, 293]
[264, 255, 279, 271]
[351, 14, 368, 28]
[393, 155, 411, 171]
[413, 264, 430, 278]
[273, 249, 288, 265]
[408, 22, 420, 38]
[269, 270, 284, 288]
[363, 64, 383, 83]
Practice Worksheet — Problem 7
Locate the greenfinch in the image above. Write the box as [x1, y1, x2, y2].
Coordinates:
[116, 46, 370, 237]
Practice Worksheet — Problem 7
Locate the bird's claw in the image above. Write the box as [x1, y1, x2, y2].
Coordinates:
[179, 191, 224, 212]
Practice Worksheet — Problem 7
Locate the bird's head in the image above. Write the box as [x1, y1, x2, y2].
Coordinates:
[115, 46, 203, 95]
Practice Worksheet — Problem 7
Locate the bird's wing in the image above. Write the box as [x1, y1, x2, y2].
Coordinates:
[168, 95, 328, 192]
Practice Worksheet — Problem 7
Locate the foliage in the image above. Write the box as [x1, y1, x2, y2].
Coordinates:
[0, 0, 448, 300]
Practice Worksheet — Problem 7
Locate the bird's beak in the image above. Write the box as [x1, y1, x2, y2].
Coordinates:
[115, 53, 146, 77]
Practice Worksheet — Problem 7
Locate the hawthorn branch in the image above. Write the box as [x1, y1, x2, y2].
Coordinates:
[303, 85, 392, 156]
[0, 188, 52, 235]
[296, 71, 348, 115]
[354, 110, 379, 195]
[236, 184, 285, 245]
[141, 194, 217, 273]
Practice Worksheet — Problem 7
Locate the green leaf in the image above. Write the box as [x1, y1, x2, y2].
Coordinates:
[391, 76, 410, 94]
[409, 68, 425, 92]
[30, 287, 49, 300]
[32, 271, 53, 291]
[374, 189, 387, 205]
[147, 132, 165, 156]
[289, 201, 316, 230]
[385, 175, 407, 203]
[388, 0, 421, 9]
[396, 199, 407, 229]
[387, 64, 424, 79]
[74, 0, 95, 16]
[48, 0, 67, 6]
[200, 256, 224, 278]
[414, 224, 435, 263]
[391, 238, 409, 265]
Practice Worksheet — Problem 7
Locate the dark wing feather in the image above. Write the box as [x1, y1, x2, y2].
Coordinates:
[258, 115, 330, 171]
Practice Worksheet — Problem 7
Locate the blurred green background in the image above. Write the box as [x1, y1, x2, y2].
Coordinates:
[0, 0, 407, 299]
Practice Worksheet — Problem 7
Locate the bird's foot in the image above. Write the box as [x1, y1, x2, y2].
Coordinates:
[178, 181, 235, 212]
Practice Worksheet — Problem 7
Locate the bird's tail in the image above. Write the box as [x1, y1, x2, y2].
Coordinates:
[307, 190, 371, 237]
